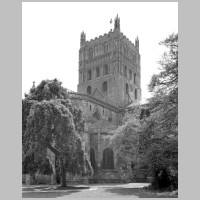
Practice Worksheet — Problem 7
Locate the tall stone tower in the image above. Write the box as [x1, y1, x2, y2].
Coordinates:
[78, 14, 141, 108]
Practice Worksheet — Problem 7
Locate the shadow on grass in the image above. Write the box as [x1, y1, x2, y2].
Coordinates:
[105, 188, 140, 197]
[23, 185, 90, 192]
[54, 186, 90, 190]
[22, 190, 80, 198]
[105, 187, 178, 198]
[22, 185, 90, 198]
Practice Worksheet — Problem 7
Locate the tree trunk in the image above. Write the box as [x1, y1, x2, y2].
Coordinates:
[61, 164, 67, 187]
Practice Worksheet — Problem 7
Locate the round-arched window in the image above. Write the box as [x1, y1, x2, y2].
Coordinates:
[134, 73, 136, 83]
[87, 86, 92, 95]
[124, 66, 127, 77]
[103, 64, 109, 75]
[135, 89, 137, 99]
[126, 83, 129, 94]
[89, 49, 94, 59]
[102, 81, 108, 92]
[96, 66, 100, 78]
[88, 70, 92, 80]
[129, 70, 132, 80]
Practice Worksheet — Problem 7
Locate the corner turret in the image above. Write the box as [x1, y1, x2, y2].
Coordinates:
[114, 14, 120, 31]
[80, 31, 86, 47]
[135, 36, 139, 50]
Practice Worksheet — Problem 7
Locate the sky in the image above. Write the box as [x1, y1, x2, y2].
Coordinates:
[22, 2, 178, 104]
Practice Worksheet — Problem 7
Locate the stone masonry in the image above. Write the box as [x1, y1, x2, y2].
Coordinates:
[69, 15, 144, 183]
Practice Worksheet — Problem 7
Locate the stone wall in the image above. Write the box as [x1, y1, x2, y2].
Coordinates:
[23, 174, 53, 185]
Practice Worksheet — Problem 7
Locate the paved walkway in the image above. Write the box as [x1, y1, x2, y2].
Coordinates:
[22, 183, 151, 198]
[22, 183, 177, 198]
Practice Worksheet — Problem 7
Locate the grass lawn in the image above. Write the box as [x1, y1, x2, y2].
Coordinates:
[139, 188, 178, 198]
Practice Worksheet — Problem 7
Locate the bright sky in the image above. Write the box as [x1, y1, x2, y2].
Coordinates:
[22, 2, 178, 103]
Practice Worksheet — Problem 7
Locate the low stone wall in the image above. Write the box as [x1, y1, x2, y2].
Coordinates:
[35, 174, 52, 184]
[89, 169, 149, 183]
[133, 169, 149, 182]
[23, 174, 55, 185]
[65, 173, 89, 184]
[22, 169, 149, 185]
[89, 170, 121, 183]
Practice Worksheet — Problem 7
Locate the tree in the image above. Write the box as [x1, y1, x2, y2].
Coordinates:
[22, 99, 53, 180]
[25, 78, 69, 101]
[22, 79, 93, 187]
[138, 33, 178, 190]
[22, 149, 53, 177]
[148, 33, 178, 133]
[22, 99, 36, 153]
[109, 33, 178, 190]
[109, 108, 141, 167]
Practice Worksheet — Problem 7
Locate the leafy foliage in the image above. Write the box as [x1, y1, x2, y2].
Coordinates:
[110, 33, 178, 190]
[25, 78, 69, 101]
[148, 33, 178, 133]
[22, 79, 92, 186]
[110, 114, 140, 166]
[139, 33, 178, 190]
[22, 149, 53, 175]
[22, 99, 37, 153]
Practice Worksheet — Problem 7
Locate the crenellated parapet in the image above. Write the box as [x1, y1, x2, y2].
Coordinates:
[78, 15, 141, 108]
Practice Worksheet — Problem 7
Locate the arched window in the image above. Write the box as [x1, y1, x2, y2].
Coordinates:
[124, 44, 128, 54]
[103, 43, 108, 53]
[103, 64, 109, 75]
[96, 66, 100, 78]
[90, 148, 96, 170]
[102, 148, 114, 169]
[135, 89, 137, 99]
[89, 49, 93, 59]
[83, 72, 85, 82]
[102, 81, 108, 92]
[93, 110, 101, 120]
[133, 54, 136, 62]
[126, 83, 129, 94]
[79, 72, 82, 83]
[129, 70, 132, 80]
[94, 46, 98, 56]
[87, 86, 91, 95]
[88, 70, 92, 80]
[134, 73, 136, 83]
[124, 66, 127, 77]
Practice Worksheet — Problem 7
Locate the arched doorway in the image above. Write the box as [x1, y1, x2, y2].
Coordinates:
[102, 148, 114, 169]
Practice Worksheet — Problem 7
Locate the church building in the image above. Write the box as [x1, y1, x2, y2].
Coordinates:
[68, 15, 144, 183]
[23, 15, 148, 185]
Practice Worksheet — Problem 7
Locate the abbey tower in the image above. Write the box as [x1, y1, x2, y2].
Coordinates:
[66, 15, 145, 183]
[77, 15, 141, 108]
